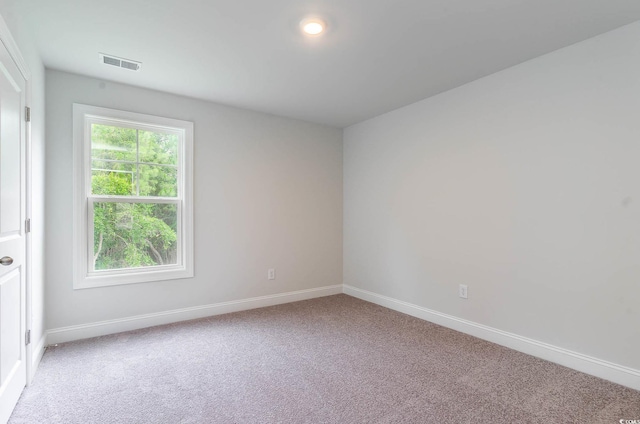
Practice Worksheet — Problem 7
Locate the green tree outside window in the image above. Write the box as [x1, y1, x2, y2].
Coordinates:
[90, 124, 179, 270]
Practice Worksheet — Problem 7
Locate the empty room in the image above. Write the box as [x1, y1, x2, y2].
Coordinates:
[1, 0, 639, 422]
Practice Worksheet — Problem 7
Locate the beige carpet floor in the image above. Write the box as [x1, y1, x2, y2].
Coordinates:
[9, 294, 640, 423]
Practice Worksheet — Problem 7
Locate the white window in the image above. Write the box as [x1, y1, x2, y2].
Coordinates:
[73, 104, 194, 289]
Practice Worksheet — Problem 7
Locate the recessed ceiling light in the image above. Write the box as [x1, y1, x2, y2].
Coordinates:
[300, 18, 325, 36]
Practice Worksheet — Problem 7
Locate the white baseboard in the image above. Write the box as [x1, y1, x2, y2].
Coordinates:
[47, 285, 342, 345]
[44, 283, 640, 391]
[28, 335, 47, 385]
[343, 284, 640, 392]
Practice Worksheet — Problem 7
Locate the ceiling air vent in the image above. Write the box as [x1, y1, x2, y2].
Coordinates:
[99, 53, 142, 71]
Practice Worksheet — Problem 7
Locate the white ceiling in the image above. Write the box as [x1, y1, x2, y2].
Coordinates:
[12, 0, 640, 127]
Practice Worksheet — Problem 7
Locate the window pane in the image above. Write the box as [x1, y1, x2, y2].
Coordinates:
[139, 130, 178, 166]
[93, 202, 178, 271]
[91, 124, 137, 162]
[138, 164, 177, 197]
[91, 160, 136, 195]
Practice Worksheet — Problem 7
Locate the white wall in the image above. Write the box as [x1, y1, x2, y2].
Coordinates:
[0, 4, 47, 370]
[46, 70, 342, 329]
[344, 21, 640, 371]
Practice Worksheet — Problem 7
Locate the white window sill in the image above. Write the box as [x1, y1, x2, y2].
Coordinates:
[74, 266, 194, 290]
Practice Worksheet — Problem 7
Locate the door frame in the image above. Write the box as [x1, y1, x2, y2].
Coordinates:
[0, 15, 33, 385]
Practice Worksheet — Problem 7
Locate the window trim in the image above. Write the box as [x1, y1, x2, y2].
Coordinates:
[73, 104, 194, 289]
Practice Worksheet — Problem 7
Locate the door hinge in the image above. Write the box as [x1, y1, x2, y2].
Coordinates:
[25, 106, 31, 122]
[25, 330, 31, 346]
[25, 218, 31, 233]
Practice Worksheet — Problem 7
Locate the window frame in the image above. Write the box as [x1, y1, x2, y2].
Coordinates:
[73, 104, 194, 289]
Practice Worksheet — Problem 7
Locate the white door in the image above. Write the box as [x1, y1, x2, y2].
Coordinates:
[0, 37, 27, 424]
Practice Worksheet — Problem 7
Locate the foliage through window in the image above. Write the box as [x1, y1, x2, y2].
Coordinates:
[74, 104, 193, 288]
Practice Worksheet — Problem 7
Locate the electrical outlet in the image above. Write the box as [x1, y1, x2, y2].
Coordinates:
[459, 284, 468, 299]
[268, 269, 276, 280]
